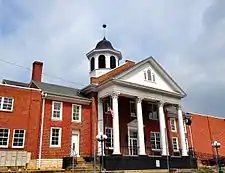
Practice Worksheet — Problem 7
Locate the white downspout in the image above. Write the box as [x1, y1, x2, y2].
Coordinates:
[38, 92, 47, 169]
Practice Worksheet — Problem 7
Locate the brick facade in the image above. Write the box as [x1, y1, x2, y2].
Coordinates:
[0, 84, 42, 159]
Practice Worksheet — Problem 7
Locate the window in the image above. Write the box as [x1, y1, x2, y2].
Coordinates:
[144, 68, 156, 82]
[185, 138, 189, 151]
[147, 69, 152, 81]
[170, 118, 177, 132]
[12, 129, 25, 148]
[148, 103, 158, 120]
[172, 137, 179, 152]
[150, 132, 161, 150]
[110, 56, 116, 69]
[105, 127, 113, 149]
[72, 104, 81, 122]
[52, 101, 62, 120]
[183, 121, 187, 133]
[50, 127, 61, 147]
[90, 57, 95, 71]
[0, 128, 10, 147]
[130, 100, 136, 117]
[0, 97, 14, 111]
[98, 55, 106, 68]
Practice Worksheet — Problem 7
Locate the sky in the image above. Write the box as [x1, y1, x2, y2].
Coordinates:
[0, 0, 225, 117]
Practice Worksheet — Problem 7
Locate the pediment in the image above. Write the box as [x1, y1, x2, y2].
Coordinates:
[115, 57, 186, 97]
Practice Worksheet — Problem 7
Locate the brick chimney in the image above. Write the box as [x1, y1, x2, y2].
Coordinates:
[31, 61, 43, 81]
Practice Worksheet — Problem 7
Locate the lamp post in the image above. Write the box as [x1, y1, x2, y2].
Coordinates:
[212, 140, 222, 173]
[96, 133, 107, 173]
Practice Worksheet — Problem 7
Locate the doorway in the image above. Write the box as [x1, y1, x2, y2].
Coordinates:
[71, 130, 79, 156]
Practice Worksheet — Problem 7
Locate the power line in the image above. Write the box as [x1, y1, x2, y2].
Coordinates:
[0, 58, 86, 87]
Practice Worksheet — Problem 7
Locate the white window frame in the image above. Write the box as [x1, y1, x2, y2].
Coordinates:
[172, 137, 179, 152]
[183, 121, 187, 133]
[185, 138, 189, 151]
[0, 96, 14, 112]
[50, 127, 62, 148]
[105, 127, 113, 149]
[170, 118, 177, 132]
[0, 128, 10, 148]
[52, 101, 63, 121]
[130, 100, 136, 117]
[150, 131, 161, 151]
[143, 68, 156, 83]
[12, 129, 26, 148]
[72, 104, 82, 122]
[148, 103, 158, 120]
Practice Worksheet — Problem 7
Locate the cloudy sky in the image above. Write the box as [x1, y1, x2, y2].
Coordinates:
[0, 0, 225, 116]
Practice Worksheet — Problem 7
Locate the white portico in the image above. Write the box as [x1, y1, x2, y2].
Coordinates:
[96, 57, 188, 157]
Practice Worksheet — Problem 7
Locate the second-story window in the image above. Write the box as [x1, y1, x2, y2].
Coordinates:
[72, 104, 81, 122]
[52, 101, 62, 120]
[170, 118, 177, 132]
[0, 97, 14, 111]
[130, 100, 136, 117]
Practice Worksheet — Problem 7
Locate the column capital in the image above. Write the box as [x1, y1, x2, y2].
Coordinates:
[136, 97, 143, 103]
[98, 97, 103, 103]
[111, 91, 120, 99]
[176, 104, 182, 110]
[158, 100, 165, 107]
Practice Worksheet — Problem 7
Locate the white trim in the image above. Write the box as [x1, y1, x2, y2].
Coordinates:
[50, 127, 62, 148]
[170, 118, 177, 132]
[129, 100, 136, 117]
[150, 131, 161, 151]
[183, 121, 187, 133]
[12, 129, 26, 148]
[172, 137, 179, 152]
[0, 96, 14, 112]
[185, 138, 189, 151]
[105, 127, 113, 149]
[0, 83, 41, 91]
[0, 128, 10, 148]
[38, 93, 46, 169]
[51, 101, 63, 121]
[72, 104, 82, 122]
[127, 126, 138, 156]
[71, 130, 80, 156]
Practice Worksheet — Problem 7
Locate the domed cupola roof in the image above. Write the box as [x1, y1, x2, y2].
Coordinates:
[95, 37, 115, 50]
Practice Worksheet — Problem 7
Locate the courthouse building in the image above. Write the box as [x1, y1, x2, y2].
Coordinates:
[0, 35, 197, 170]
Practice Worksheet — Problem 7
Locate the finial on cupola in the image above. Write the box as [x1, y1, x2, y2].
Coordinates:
[102, 24, 107, 39]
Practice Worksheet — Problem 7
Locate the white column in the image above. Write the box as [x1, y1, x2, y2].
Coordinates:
[136, 97, 146, 155]
[97, 98, 104, 155]
[94, 56, 98, 70]
[177, 105, 188, 156]
[111, 91, 121, 155]
[158, 101, 168, 156]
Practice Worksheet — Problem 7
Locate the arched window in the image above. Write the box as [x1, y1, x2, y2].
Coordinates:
[110, 56, 116, 69]
[98, 55, 106, 68]
[147, 69, 151, 81]
[90, 57, 95, 71]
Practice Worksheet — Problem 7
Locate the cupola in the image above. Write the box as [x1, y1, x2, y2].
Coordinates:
[86, 25, 122, 78]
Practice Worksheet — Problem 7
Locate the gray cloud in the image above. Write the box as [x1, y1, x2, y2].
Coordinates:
[0, 0, 225, 116]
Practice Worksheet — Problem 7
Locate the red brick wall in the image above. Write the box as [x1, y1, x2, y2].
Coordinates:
[41, 99, 92, 159]
[0, 85, 42, 159]
[189, 114, 225, 158]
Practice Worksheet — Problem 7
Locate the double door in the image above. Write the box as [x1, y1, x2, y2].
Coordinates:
[128, 128, 138, 155]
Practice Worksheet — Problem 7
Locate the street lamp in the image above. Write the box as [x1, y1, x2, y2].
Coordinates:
[212, 140, 222, 173]
[96, 132, 107, 173]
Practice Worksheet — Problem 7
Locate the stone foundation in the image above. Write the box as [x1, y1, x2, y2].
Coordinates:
[27, 159, 63, 170]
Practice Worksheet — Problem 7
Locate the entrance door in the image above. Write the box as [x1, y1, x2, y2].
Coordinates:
[71, 130, 79, 156]
[128, 128, 138, 155]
